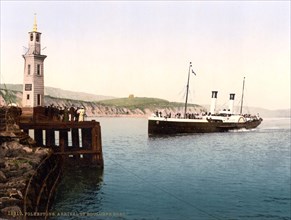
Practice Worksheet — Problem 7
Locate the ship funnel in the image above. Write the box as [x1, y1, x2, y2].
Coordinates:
[210, 91, 218, 115]
[229, 93, 235, 114]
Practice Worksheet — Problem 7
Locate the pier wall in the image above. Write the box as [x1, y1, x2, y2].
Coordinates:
[0, 106, 103, 219]
[19, 120, 104, 168]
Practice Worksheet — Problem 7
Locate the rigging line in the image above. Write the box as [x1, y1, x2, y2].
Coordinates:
[106, 156, 223, 220]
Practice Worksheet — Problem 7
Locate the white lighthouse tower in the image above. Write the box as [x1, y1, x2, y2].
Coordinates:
[22, 15, 47, 107]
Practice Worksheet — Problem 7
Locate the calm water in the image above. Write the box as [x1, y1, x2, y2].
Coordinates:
[51, 117, 291, 220]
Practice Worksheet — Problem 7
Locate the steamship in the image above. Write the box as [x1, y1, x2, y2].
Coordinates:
[148, 63, 263, 135]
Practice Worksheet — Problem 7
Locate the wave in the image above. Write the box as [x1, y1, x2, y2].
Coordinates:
[229, 128, 256, 133]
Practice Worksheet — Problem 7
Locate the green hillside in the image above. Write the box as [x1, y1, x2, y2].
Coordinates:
[0, 84, 114, 101]
[97, 97, 200, 110]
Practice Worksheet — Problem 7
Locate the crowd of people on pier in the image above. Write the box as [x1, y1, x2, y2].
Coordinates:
[43, 105, 86, 122]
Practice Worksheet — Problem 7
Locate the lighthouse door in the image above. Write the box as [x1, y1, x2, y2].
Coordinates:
[37, 94, 41, 106]
[26, 94, 31, 107]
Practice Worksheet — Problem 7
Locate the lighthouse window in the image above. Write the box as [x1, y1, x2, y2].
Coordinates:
[27, 94, 30, 100]
[36, 34, 39, 42]
[25, 84, 32, 91]
[28, 64, 31, 75]
[30, 33, 33, 41]
[37, 94, 41, 106]
[37, 64, 41, 75]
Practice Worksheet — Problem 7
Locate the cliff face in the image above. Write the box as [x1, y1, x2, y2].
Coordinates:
[44, 96, 206, 118]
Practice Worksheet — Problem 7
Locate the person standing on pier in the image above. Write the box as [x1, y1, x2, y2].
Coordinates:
[63, 107, 69, 122]
[69, 106, 75, 121]
[77, 107, 85, 122]
[75, 108, 80, 122]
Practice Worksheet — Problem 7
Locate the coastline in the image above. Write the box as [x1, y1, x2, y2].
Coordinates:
[1, 87, 290, 118]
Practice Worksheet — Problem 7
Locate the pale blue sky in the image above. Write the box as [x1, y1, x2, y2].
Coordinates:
[1, 1, 290, 110]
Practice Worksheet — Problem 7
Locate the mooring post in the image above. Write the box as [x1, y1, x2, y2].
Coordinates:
[91, 124, 98, 163]
[59, 130, 68, 154]
[23, 129, 29, 135]
[98, 123, 104, 168]
[81, 127, 92, 161]
[34, 129, 43, 146]
[71, 128, 79, 148]
[97, 123, 102, 154]
[45, 129, 55, 147]
[81, 128, 92, 150]
[91, 122, 103, 167]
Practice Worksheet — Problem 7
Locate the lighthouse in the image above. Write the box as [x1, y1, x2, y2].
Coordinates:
[22, 15, 47, 107]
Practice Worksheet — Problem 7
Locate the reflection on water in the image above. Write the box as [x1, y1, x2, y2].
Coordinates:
[51, 165, 104, 219]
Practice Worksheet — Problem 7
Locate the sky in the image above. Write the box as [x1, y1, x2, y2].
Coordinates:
[0, 1, 290, 110]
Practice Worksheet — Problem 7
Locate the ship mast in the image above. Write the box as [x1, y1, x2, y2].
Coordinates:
[184, 62, 192, 118]
[240, 77, 245, 115]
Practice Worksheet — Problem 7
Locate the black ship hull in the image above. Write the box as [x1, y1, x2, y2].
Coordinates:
[148, 118, 262, 135]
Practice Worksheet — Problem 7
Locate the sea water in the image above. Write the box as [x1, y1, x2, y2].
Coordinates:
[51, 117, 291, 220]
